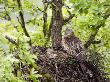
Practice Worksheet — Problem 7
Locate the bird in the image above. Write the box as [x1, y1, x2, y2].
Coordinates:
[62, 28, 102, 81]
[62, 28, 86, 61]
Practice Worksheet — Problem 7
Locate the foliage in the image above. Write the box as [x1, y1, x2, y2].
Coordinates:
[69, 0, 110, 75]
[0, 0, 110, 81]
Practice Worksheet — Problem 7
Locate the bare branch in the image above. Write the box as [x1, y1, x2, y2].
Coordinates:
[5, 35, 18, 45]
[84, 10, 110, 49]
[37, 7, 44, 12]
[3, 6, 19, 32]
[16, 16, 22, 25]
[92, 40, 101, 44]
[43, 0, 52, 4]
[43, 2, 49, 37]
[44, 16, 53, 46]
[63, 14, 75, 25]
[63, 4, 75, 25]
[17, 0, 32, 46]
[4, 7, 11, 21]
[84, 23, 103, 49]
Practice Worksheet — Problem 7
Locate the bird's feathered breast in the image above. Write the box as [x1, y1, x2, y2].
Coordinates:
[62, 32, 85, 61]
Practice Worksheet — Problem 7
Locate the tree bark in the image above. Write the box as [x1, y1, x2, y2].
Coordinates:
[51, 0, 63, 50]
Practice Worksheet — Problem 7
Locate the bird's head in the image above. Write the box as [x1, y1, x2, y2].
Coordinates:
[64, 28, 74, 38]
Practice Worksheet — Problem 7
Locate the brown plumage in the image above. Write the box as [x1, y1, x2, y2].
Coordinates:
[62, 28, 102, 81]
[62, 28, 86, 61]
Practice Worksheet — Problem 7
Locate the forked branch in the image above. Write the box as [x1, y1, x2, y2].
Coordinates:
[63, 5, 75, 25]
[84, 9, 110, 49]
[17, 0, 32, 46]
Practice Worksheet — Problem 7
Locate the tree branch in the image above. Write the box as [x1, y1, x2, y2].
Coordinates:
[4, 7, 11, 21]
[17, 0, 32, 46]
[63, 5, 75, 25]
[3, 6, 19, 32]
[84, 9, 110, 49]
[63, 14, 75, 25]
[92, 40, 101, 44]
[43, 0, 52, 4]
[44, 16, 53, 46]
[84, 23, 103, 49]
[43, 2, 49, 37]
[5, 35, 18, 45]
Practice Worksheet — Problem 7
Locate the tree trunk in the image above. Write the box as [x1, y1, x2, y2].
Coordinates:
[51, 0, 63, 50]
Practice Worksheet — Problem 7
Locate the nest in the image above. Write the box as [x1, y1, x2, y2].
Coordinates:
[37, 49, 106, 82]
